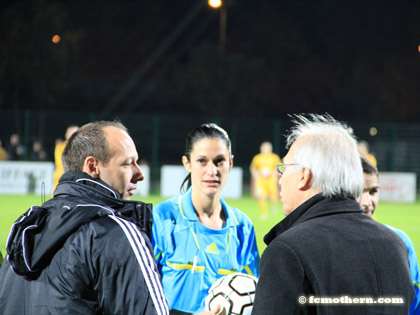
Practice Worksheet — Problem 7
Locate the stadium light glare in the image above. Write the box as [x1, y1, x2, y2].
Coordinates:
[208, 0, 222, 9]
[369, 127, 378, 136]
[52, 34, 61, 44]
[208, 0, 227, 50]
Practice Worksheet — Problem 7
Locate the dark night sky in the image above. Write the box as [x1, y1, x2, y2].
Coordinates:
[1, 0, 420, 122]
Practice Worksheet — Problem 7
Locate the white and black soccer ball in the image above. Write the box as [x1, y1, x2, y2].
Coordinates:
[205, 273, 258, 315]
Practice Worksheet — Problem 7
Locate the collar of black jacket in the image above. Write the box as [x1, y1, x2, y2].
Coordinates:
[6, 171, 153, 280]
[55, 171, 123, 201]
[54, 171, 153, 238]
[263, 193, 362, 245]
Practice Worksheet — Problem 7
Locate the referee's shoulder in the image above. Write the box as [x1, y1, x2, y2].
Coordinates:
[153, 196, 179, 219]
[228, 205, 254, 226]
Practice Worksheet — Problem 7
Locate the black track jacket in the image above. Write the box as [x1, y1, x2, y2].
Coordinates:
[0, 172, 169, 315]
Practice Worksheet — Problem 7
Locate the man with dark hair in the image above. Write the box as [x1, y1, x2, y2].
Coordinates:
[0, 121, 169, 314]
[360, 155, 420, 314]
[358, 140, 377, 167]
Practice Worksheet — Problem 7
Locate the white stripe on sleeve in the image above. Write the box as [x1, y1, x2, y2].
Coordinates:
[108, 215, 169, 315]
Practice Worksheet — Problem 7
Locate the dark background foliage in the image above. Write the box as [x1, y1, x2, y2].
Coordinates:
[1, 0, 420, 122]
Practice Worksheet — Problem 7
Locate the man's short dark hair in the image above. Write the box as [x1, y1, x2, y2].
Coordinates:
[361, 155, 378, 176]
[62, 120, 128, 172]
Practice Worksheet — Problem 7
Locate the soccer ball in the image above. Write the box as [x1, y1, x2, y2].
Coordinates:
[205, 273, 258, 315]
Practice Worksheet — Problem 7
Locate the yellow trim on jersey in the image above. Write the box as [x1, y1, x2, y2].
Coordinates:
[167, 260, 205, 272]
[226, 232, 231, 253]
[228, 208, 239, 225]
[190, 228, 200, 249]
[243, 265, 253, 275]
[178, 195, 186, 218]
[155, 251, 162, 261]
[218, 266, 253, 275]
[217, 268, 238, 275]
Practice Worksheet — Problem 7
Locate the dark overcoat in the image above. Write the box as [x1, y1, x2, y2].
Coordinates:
[252, 194, 414, 315]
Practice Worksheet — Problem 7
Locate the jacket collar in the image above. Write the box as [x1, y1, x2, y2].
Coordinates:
[54, 171, 153, 235]
[55, 171, 124, 207]
[7, 171, 153, 279]
[179, 187, 239, 228]
[264, 193, 362, 245]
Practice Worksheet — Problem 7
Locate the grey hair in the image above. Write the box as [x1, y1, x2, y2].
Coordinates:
[286, 114, 363, 199]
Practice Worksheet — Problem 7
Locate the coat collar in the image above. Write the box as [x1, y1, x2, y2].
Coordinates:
[264, 193, 362, 245]
[55, 171, 124, 205]
[53, 171, 153, 234]
[178, 187, 239, 228]
[7, 171, 153, 279]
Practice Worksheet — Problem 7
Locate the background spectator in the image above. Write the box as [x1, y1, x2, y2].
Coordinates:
[250, 141, 281, 219]
[358, 140, 377, 167]
[6, 134, 24, 161]
[30, 140, 47, 161]
[0, 140, 7, 161]
[52, 125, 79, 193]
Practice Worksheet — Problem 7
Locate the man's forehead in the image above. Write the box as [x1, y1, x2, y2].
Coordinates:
[105, 126, 130, 143]
[364, 172, 378, 180]
[104, 125, 125, 135]
[364, 173, 379, 186]
[105, 127, 137, 154]
[284, 136, 305, 162]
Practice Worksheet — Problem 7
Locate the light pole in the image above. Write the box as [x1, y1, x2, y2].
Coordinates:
[208, 0, 227, 51]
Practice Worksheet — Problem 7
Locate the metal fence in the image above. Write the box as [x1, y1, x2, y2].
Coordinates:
[1, 109, 419, 193]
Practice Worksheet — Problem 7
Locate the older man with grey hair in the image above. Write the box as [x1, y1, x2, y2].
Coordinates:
[252, 114, 413, 314]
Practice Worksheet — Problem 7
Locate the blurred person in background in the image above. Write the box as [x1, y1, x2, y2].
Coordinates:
[152, 123, 260, 315]
[30, 140, 47, 161]
[358, 139, 377, 167]
[52, 125, 79, 193]
[0, 120, 169, 315]
[6, 133, 24, 160]
[360, 155, 420, 314]
[250, 141, 281, 219]
[0, 139, 8, 160]
[252, 114, 413, 314]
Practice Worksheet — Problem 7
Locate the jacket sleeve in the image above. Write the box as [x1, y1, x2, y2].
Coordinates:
[87, 216, 169, 315]
[252, 239, 305, 315]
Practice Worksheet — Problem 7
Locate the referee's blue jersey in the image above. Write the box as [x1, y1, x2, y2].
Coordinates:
[152, 187, 260, 314]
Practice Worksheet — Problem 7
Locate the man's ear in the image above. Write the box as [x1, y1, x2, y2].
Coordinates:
[83, 156, 100, 178]
[297, 168, 312, 191]
[230, 155, 234, 169]
[182, 156, 191, 172]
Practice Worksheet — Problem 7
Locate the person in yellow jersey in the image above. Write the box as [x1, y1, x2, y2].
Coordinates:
[52, 125, 79, 193]
[358, 140, 377, 167]
[250, 141, 281, 219]
[0, 140, 8, 161]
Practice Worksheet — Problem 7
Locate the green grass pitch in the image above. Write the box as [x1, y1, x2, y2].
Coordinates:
[0, 194, 419, 260]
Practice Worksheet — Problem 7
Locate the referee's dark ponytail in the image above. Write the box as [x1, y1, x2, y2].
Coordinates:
[180, 123, 232, 194]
